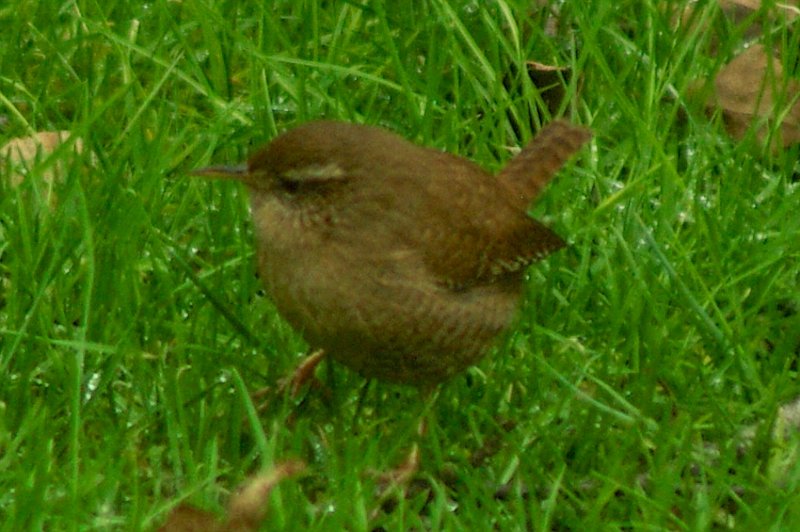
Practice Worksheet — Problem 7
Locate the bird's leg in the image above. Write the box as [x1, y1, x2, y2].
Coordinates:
[368, 417, 427, 521]
[372, 387, 437, 493]
[385, 417, 426, 485]
[252, 349, 328, 413]
[278, 348, 327, 397]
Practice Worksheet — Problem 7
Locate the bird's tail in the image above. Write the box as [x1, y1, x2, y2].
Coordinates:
[499, 120, 592, 207]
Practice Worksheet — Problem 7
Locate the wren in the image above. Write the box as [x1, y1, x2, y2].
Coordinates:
[193, 120, 591, 388]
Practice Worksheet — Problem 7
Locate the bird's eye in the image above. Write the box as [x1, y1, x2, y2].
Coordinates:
[280, 180, 301, 194]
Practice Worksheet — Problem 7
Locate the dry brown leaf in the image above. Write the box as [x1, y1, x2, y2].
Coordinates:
[159, 460, 306, 532]
[527, 0, 561, 38]
[674, 1, 798, 54]
[526, 60, 571, 117]
[1, 130, 84, 190]
[719, 0, 799, 20]
[721, 0, 762, 10]
[715, 0, 799, 42]
[158, 505, 217, 532]
[225, 461, 306, 531]
[714, 44, 800, 148]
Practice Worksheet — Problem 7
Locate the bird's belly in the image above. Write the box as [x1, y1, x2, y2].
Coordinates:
[260, 252, 520, 387]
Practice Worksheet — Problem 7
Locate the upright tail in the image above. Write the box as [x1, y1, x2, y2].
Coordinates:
[499, 120, 592, 207]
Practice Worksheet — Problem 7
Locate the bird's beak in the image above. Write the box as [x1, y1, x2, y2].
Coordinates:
[190, 164, 249, 181]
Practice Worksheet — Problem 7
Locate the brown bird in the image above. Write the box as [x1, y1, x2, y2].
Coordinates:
[193, 120, 591, 390]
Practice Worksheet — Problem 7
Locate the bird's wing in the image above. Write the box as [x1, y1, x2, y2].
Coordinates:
[413, 156, 566, 290]
[417, 121, 589, 289]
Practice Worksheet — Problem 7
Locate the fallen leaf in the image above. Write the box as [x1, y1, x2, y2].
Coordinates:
[719, 0, 799, 20]
[159, 460, 306, 532]
[158, 505, 217, 532]
[526, 60, 571, 117]
[674, 0, 799, 53]
[523, 0, 563, 38]
[1, 130, 84, 187]
[226, 460, 306, 531]
[736, 396, 800, 487]
[714, 44, 800, 149]
[720, 0, 762, 10]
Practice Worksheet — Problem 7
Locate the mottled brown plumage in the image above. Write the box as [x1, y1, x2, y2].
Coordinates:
[194, 120, 591, 387]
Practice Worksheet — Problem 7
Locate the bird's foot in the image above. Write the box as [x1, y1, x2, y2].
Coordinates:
[277, 349, 327, 398]
[251, 349, 328, 413]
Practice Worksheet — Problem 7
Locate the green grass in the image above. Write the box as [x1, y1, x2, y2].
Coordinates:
[2, 0, 799, 529]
